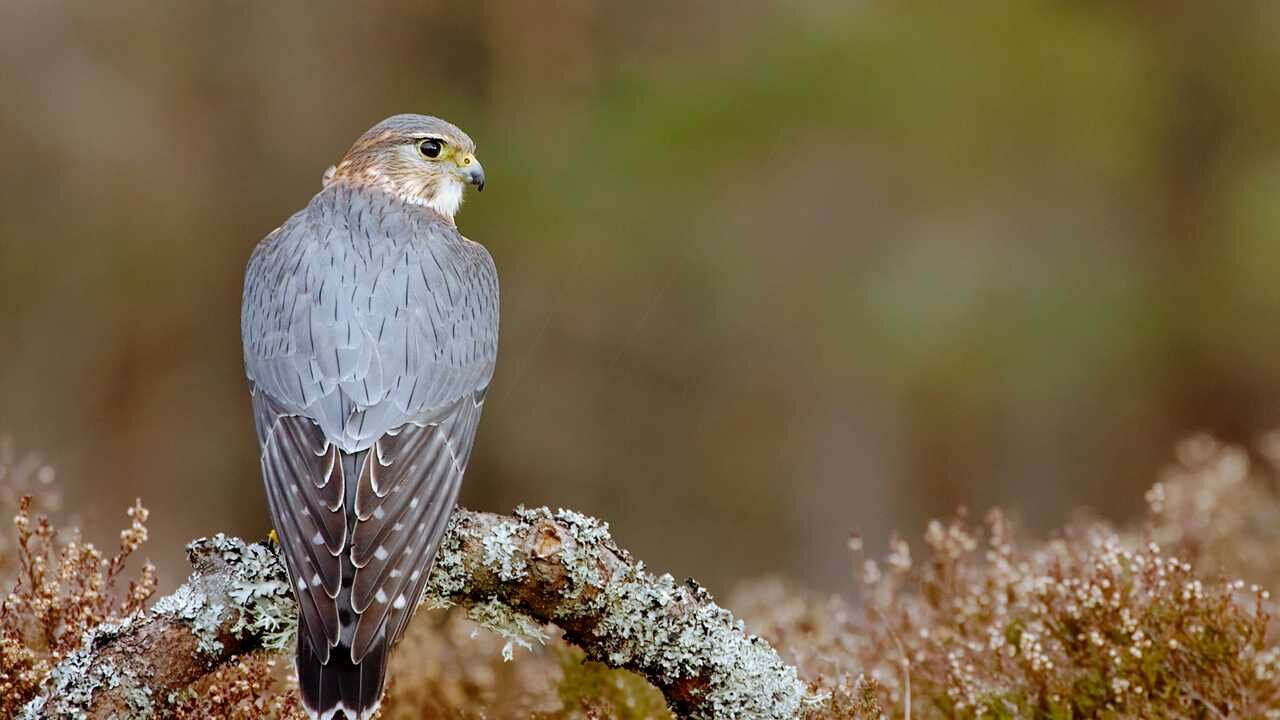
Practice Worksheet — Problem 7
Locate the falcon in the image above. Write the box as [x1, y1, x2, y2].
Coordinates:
[241, 114, 496, 719]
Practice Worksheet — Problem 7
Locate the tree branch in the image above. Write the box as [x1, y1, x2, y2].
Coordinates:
[21, 506, 809, 719]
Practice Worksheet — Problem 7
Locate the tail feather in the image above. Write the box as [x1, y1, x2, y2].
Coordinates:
[296, 449, 389, 720]
[297, 628, 388, 720]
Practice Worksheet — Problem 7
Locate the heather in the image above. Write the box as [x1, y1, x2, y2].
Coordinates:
[1, 433, 1277, 718]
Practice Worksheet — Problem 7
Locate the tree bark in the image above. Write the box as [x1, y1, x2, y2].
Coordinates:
[20, 506, 808, 719]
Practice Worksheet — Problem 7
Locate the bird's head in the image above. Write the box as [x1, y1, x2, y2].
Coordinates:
[326, 114, 485, 223]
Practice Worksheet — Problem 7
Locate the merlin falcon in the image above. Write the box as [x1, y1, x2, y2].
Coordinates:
[241, 115, 496, 719]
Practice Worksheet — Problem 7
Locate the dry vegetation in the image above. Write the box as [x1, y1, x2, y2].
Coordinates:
[741, 433, 1280, 719]
[0, 440, 157, 718]
[3, 433, 1280, 718]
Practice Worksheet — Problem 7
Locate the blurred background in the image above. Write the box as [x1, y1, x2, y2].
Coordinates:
[2, 1, 1279, 597]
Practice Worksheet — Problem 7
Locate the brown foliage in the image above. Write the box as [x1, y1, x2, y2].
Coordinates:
[170, 652, 306, 720]
[6, 434, 1280, 718]
[0, 442, 157, 717]
[736, 434, 1280, 718]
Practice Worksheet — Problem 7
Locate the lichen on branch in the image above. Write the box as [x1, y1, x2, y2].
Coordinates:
[20, 507, 810, 720]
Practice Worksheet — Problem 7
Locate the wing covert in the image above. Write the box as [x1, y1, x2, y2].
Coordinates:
[347, 390, 486, 660]
[242, 183, 499, 453]
[253, 390, 345, 662]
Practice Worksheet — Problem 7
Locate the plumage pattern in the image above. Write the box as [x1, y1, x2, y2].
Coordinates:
[243, 141, 496, 719]
[244, 183, 498, 452]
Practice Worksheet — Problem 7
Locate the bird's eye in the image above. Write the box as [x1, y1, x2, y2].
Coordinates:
[418, 138, 443, 158]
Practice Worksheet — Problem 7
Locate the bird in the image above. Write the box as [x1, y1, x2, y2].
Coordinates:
[241, 114, 496, 719]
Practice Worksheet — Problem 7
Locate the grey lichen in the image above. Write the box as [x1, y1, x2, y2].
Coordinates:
[112, 665, 156, 719]
[591, 559, 806, 719]
[18, 620, 147, 720]
[24, 535, 300, 718]
[152, 583, 226, 655]
[152, 534, 297, 654]
[465, 598, 549, 661]
[422, 512, 472, 607]
[551, 507, 613, 546]
[481, 519, 530, 581]
[28, 508, 810, 720]
[221, 539, 297, 650]
[490, 506, 808, 718]
[18, 642, 93, 719]
[515, 505, 611, 598]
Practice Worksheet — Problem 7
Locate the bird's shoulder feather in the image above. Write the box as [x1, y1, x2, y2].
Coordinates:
[242, 183, 498, 451]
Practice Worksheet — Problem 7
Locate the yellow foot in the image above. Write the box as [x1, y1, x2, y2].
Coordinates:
[268, 528, 279, 545]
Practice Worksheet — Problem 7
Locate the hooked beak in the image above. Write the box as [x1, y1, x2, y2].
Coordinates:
[460, 155, 485, 192]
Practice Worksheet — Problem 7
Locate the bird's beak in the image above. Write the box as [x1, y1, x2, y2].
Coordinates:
[460, 154, 485, 192]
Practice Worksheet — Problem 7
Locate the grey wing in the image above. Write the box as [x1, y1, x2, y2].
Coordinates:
[253, 386, 486, 663]
[348, 389, 486, 657]
[242, 184, 499, 452]
[253, 389, 345, 662]
[242, 185, 499, 661]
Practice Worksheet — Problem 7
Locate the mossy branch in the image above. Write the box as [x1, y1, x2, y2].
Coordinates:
[20, 506, 809, 719]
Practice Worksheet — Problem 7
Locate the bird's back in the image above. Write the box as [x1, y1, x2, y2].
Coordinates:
[243, 182, 498, 449]
[242, 181, 497, 720]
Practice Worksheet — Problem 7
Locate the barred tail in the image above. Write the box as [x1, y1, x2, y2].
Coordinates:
[296, 448, 390, 720]
[268, 403, 478, 719]
[296, 627, 388, 720]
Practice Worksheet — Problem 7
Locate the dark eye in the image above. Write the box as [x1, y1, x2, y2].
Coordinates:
[418, 138, 443, 158]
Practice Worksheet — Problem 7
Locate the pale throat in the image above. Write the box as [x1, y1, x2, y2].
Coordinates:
[422, 176, 464, 221]
[346, 166, 465, 223]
